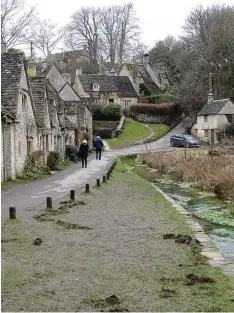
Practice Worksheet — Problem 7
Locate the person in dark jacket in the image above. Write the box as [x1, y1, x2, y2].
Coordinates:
[79, 140, 89, 168]
[93, 136, 104, 160]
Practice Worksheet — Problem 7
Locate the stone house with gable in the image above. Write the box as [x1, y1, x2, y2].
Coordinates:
[191, 94, 234, 143]
[46, 64, 93, 147]
[73, 71, 138, 108]
[30, 77, 65, 162]
[1, 52, 38, 181]
[98, 54, 171, 96]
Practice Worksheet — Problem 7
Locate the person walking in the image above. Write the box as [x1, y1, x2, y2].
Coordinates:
[79, 140, 89, 168]
[93, 136, 104, 160]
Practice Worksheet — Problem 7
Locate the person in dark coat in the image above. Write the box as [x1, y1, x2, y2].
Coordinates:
[79, 140, 89, 168]
[93, 136, 104, 160]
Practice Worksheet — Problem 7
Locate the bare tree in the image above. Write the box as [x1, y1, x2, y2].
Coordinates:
[28, 19, 62, 58]
[118, 3, 140, 65]
[64, 7, 101, 69]
[1, 0, 36, 49]
[100, 5, 121, 65]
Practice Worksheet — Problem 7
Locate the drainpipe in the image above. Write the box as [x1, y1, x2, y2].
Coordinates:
[2, 119, 7, 181]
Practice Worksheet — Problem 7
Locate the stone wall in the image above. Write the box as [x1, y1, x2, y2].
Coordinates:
[134, 113, 178, 125]
[93, 121, 119, 131]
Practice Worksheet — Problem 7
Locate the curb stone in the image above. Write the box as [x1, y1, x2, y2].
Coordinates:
[152, 183, 234, 282]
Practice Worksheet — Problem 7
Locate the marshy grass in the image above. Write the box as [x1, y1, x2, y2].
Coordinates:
[144, 149, 234, 200]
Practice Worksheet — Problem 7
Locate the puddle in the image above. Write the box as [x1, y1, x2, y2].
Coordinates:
[124, 157, 234, 265]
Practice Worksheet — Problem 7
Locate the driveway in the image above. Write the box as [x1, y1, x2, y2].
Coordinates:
[1, 124, 184, 219]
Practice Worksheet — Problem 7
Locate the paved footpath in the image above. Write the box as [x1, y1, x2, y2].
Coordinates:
[1, 124, 183, 219]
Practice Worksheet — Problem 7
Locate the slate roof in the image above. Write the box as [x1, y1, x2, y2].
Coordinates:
[197, 99, 231, 116]
[30, 77, 47, 127]
[78, 75, 138, 97]
[137, 64, 162, 94]
[1, 53, 24, 119]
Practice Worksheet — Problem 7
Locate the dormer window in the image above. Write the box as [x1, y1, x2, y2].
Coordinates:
[93, 83, 100, 91]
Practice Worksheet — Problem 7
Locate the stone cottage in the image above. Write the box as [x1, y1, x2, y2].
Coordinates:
[73, 71, 138, 108]
[30, 76, 65, 162]
[1, 53, 38, 181]
[46, 64, 93, 147]
[99, 54, 171, 96]
[191, 94, 234, 143]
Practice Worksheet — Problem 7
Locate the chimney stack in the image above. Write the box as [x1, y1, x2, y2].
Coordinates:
[1, 42, 6, 53]
[76, 68, 82, 76]
[208, 92, 214, 104]
[142, 53, 150, 65]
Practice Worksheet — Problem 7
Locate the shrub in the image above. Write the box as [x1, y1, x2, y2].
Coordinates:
[148, 93, 176, 104]
[28, 150, 44, 166]
[20, 159, 50, 180]
[130, 102, 181, 116]
[47, 151, 60, 170]
[92, 104, 122, 121]
[101, 104, 122, 120]
[65, 145, 79, 162]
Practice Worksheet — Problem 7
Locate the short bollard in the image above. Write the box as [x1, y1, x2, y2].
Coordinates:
[9, 207, 16, 219]
[85, 184, 90, 193]
[46, 197, 52, 209]
[96, 179, 100, 187]
[103, 175, 106, 183]
[70, 190, 75, 201]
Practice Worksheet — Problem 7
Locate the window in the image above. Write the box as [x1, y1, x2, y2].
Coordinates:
[22, 93, 27, 112]
[27, 140, 32, 155]
[54, 136, 56, 145]
[204, 130, 209, 138]
[109, 98, 114, 103]
[204, 115, 208, 122]
[124, 100, 132, 107]
[46, 135, 49, 151]
[93, 83, 99, 91]
[51, 134, 53, 145]
[94, 98, 101, 104]
[18, 141, 21, 155]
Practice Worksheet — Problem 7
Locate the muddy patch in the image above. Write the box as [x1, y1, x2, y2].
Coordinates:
[56, 220, 92, 230]
[185, 273, 215, 285]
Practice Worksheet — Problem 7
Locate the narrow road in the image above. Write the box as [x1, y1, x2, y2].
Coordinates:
[1, 124, 184, 219]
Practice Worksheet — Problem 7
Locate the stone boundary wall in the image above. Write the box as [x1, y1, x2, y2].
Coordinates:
[134, 113, 180, 126]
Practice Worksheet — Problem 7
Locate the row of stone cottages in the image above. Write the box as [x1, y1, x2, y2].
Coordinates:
[1, 52, 92, 182]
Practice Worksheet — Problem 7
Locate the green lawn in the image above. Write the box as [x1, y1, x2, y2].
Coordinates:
[147, 124, 170, 142]
[105, 119, 151, 149]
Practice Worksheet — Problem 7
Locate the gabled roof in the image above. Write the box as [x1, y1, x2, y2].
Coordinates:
[30, 76, 47, 127]
[1, 53, 24, 119]
[197, 99, 231, 116]
[78, 75, 138, 97]
[137, 64, 162, 94]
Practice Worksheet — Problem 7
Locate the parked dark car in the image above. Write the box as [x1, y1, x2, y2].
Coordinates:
[170, 134, 200, 148]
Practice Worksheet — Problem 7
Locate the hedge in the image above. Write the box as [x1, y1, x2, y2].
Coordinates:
[92, 104, 122, 121]
[148, 93, 176, 104]
[130, 102, 181, 116]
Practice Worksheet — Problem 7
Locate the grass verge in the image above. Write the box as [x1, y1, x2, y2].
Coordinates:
[2, 159, 234, 312]
[146, 124, 170, 142]
[105, 119, 150, 149]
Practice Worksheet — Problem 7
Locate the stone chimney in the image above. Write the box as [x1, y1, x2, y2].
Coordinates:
[208, 92, 214, 104]
[28, 59, 37, 77]
[142, 53, 150, 65]
[76, 68, 82, 76]
[1, 42, 6, 53]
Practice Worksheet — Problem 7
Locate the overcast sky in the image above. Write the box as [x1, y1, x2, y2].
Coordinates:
[25, 0, 234, 50]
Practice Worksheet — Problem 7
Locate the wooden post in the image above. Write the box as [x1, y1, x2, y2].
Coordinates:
[9, 207, 16, 219]
[96, 179, 100, 187]
[46, 197, 52, 209]
[85, 184, 90, 193]
[103, 175, 106, 183]
[70, 190, 75, 201]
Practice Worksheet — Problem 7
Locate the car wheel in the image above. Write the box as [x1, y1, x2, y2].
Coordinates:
[170, 141, 175, 147]
[185, 142, 190, 148]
